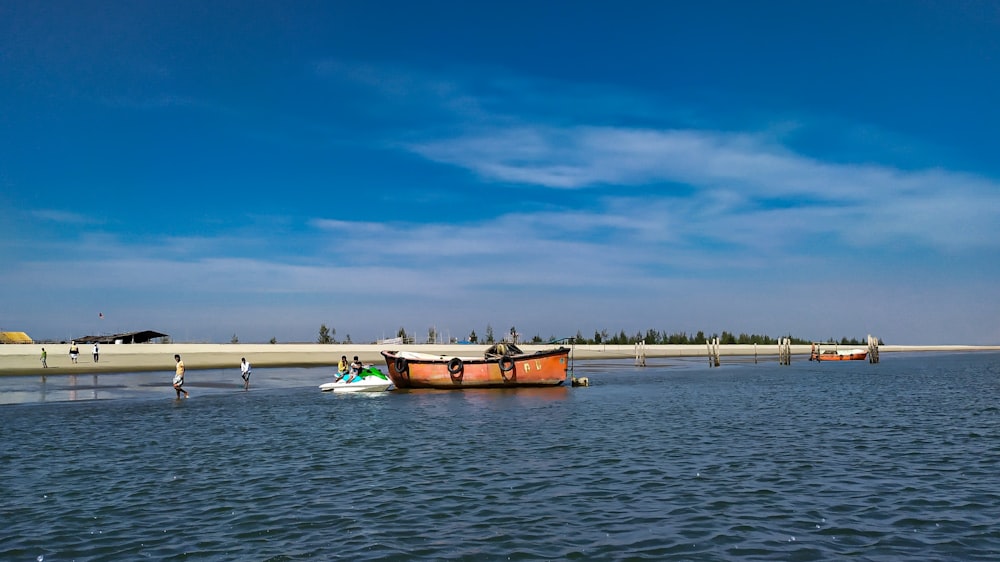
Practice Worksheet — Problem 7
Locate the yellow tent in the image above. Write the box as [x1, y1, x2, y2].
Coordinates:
[0, 332, 34, 344]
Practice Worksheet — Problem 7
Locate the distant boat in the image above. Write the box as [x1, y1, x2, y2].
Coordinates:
[319, 367, 393, 392]
[381, 343, 570, 389]
[809, 343, 868, 361]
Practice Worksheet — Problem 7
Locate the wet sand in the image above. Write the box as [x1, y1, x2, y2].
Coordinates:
[2, 343, 998, 377]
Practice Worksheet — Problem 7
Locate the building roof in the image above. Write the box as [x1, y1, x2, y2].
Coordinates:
[73, 331, 169, 344]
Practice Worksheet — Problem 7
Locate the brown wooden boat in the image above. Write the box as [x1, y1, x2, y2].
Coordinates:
[381, 343, 570, 389]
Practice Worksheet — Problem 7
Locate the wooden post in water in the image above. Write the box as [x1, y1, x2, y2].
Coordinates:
[867, 334, 880, 364]
[706, 337, 720, 367]
[634, 341, 646, 366]
[778, 338, 791, 365]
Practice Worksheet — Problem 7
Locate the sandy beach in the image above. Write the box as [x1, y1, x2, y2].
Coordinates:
[2, 342, 998, 377]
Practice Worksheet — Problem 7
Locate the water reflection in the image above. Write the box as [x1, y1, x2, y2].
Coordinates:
[5, 369, 576, 406]
[49, 374, 121, 401]
[389, 385, 572, 407]
[4, 372, 177, 404]
[1, 367, 345, 405]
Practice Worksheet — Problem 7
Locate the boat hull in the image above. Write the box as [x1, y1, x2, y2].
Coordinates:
[814, 352, 867, 361]
[319, 366, 392, 392]
[319, 380, 393, 392]
[381, 347, 570, 389]
[810, 347, 868, 361]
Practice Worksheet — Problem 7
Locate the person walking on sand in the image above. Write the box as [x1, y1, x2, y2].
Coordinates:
[240, 357, 252, 390]
[69, 342, 79, 364]
[173, 354, 189, 399]
[40, 347, 48, 368]
[93, 342, 99, 363]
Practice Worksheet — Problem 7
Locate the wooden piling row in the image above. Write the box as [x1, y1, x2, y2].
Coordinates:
[707, 337, 720, 367]
[634, 341, 646, 367]
[778, 338, 792, 365]
[867, 334, 880, 364]
[619, 334, 873, 369]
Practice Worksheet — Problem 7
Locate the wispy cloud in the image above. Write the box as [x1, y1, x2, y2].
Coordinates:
[30, 209, 102, 225]
[102, 93, 198, 110]
[409, 126, 1000, 252]
[8, 59, 1000, 344]
[314, 62, 996, 254]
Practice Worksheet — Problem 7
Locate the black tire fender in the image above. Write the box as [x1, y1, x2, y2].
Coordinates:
[499, 355, 515, 374]
[394, 356, 408, 375]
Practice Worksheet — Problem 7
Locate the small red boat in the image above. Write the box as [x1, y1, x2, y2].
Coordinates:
[381, 344, 571, 389]
[809, 343, 868, 361]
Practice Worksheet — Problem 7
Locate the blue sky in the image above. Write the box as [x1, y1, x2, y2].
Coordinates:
[2, 0, 999, 345]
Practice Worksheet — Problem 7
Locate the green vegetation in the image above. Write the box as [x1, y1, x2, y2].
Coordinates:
[311, 324, 877, 346]
[317, 324, 334, 344]
[548, 330, 875, 346]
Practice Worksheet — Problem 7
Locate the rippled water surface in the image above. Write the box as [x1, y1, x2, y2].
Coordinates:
[2, 352, 999, 560]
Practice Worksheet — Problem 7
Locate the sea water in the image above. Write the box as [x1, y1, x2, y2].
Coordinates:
[1, 352, 999, 560]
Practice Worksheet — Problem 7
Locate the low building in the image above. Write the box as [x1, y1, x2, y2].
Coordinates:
[73, 331, 169, 344]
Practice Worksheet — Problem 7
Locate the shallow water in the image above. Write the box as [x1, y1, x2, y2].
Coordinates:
[2, 352, 999, 560]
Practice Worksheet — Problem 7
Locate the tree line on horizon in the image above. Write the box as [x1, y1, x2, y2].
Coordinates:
[557, 329, 876, 346]
[314, 324, 877, 347]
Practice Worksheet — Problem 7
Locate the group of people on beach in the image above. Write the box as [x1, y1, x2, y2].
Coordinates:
[39, 342, 99, 367]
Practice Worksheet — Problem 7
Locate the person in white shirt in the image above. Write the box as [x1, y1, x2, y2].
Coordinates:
[240, 357, 252, 390]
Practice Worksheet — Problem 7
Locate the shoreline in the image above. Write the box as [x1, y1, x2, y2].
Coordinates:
[2, 343, 998, 377]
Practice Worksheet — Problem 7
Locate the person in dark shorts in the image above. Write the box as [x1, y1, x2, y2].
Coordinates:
[240, 357, 252, 390]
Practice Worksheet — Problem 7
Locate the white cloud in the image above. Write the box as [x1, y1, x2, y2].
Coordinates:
[30, 209, 101, 225]
[409, 125, 1000, 252]
[7, 62, 1000, 344]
